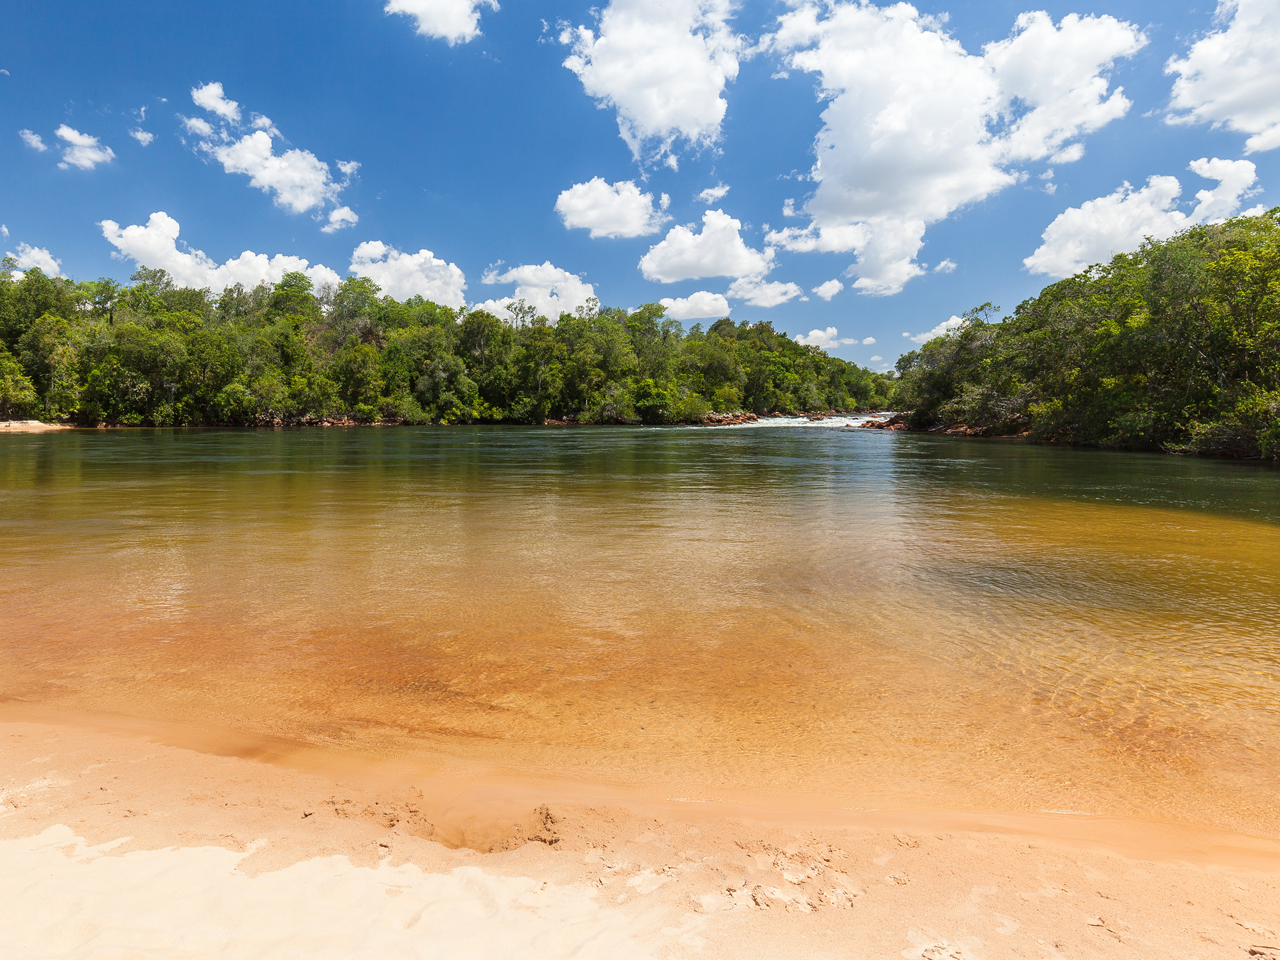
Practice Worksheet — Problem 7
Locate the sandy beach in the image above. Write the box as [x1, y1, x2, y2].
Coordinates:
[3, 716, 1278, 960]
[0, 421, 73, 433]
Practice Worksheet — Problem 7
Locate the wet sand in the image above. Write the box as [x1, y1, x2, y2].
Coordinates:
[4, 716, 1279, 959]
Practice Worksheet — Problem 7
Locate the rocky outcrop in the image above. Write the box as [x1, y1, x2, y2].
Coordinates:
[702, 412, 760, 426]
[859, 414, 909, 431]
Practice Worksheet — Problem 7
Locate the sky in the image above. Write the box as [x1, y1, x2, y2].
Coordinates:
[3, 0, 1278, 370]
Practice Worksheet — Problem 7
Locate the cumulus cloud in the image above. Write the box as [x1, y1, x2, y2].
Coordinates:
[1166, 0, 1280, 154]
[555, 178, 671, 238]
[933, 259, 956, 273]
[100, 211, 341, 292]
[129, 128, 155, 146]
[386, 0, 497, 45]
[184, 84, 359, 222]
[726, 276, 803, 307]
[764, 4, 1144, 295]
[349, 240, 467, 304]
[475, 261, 595, 320]
[321, 206, 360, 234]
[191, 82, 240, 123]
[7, 243, 64, 277]
[660, 290, 730, 319]
[698, 183, 730, 204]
[1024, 158, 1261, 277]
[812, 278, 843, 300]
[869, 355, 882, 361]
[18, 129, 47, 151]
[909, 316, 965, 344]
[55, 125, 115, 170]
[181, 115, 214, 137]
[0, 225, 7, 238]
[862, 336, 875, 345]
[640, 209, 772, 283]
[562, 0, 742, 164]
[795, 326, 856, 348]
[205, 132, 341, 214]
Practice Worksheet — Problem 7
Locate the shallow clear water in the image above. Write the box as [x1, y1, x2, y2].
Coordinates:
[2, 426, 1278, 835]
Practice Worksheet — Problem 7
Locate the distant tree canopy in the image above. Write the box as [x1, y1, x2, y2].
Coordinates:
[0, 258, 895, 426]
[895, 209, 1280, 460]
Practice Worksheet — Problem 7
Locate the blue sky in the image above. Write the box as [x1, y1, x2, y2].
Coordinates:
[3, 0, 1278, 369]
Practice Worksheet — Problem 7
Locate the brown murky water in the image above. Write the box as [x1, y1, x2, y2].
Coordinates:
[2, 427, 1278, 836]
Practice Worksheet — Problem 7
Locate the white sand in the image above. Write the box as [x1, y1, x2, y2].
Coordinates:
[0, 825, 652, 960]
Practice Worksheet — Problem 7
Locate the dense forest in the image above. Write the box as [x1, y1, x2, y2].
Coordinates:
[896, 209, 1280, 460]
[0, 259, 895, 426]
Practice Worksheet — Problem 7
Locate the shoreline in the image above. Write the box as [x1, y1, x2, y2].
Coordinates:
[0, 420, 74, 433]
[5, 703, 1279, 870]
[0, 411, 888, 432]
[4, 715, 1278, 959]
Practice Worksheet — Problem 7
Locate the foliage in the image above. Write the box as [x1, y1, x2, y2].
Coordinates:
[895, 209, 1280, 459]
[0, 260, 894, 427]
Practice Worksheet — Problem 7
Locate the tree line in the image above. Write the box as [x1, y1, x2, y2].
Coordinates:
[895, 209, 1280, 460]
[0, 260, 896, 426]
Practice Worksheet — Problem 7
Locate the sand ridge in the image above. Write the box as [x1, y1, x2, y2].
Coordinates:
[3, 720, 1279, 959]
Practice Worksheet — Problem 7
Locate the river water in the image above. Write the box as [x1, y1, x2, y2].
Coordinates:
[2, 426, 1278, 837]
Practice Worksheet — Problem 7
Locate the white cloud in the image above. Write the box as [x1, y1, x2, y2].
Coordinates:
[1187, 156, 1262, 221]
[812, 278, 843, 300]
[869, 355, 882, 361]
[909, 315, 965, 344]
[640, 209, 772, 283]
[55, 125, 115, 170]
[862, 336, 875, 345]
[205, 132, 341, 214]
[764, 4, 1144, 295]
[181, 115, 214, 137]
[795, 326, 856, 348]
[321, 206, 360, 234]
[191, 82, 241, 123]
[349, 240, 466, 304]
[933, 259, 956, 273]
[184, 84, 357, 221]
[660, 290, 730, 319]
[984, 12, 1144, 162]
[555, 178, 671, 238]
[726, 276, 803, 307]
[0, 225, 7, 238]
[129, 128, 155, 146]
[562, 0, 742, 163]
[1024, 157, 1261, 277]
[18, 129, 47, 151]
[1166, 0, 1280, 154]
[249, 115, 282, 137]
[100, 211, 341, 292]
[7, 243, 63, 277]
[475, 261, 595, 320]
[698, 183, 730, 204]
[386, 0, 497, 45]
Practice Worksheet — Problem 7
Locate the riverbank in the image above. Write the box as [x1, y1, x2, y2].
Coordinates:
[3, 717, 1278, 959]
[0, 411, 887, 430]
[0, 420, 73, 433]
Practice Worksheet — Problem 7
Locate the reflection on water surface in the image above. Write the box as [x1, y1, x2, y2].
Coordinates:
[2, 427, 1278, 836]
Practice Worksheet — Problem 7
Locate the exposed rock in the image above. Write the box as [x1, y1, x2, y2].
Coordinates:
[860, 414, 908, 431]
[702, 412, 760, 427]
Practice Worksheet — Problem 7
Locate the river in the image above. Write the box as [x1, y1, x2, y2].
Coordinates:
[2, 425, 1277, 839]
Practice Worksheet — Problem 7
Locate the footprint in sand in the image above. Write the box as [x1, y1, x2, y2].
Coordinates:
[901, 929, 982, 959]
[994, 913, 1020, 935]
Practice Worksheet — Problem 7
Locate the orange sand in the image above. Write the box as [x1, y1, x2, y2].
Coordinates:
[3, 717, 1278, 960]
